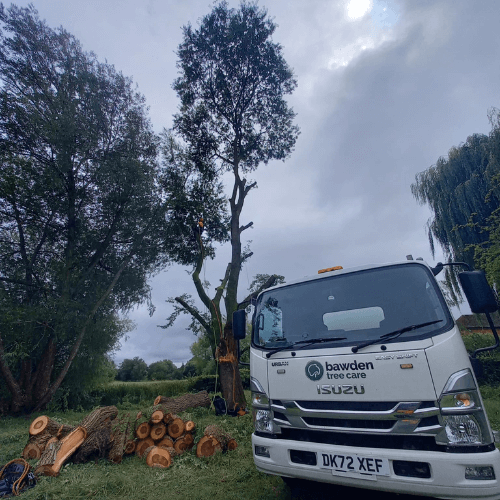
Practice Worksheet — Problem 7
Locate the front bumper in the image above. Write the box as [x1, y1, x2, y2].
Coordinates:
[253, 433, 500, 500]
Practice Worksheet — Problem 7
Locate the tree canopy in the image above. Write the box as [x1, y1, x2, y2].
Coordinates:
[165, 0, 299, 410]
[0, 4, 169, 412]
[411, 109, 500, 301]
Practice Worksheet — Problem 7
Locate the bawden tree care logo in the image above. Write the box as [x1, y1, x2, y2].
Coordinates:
[305, 361, 324, 381]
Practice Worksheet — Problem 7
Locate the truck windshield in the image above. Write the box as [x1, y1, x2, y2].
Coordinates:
[253, 264, 453, 349]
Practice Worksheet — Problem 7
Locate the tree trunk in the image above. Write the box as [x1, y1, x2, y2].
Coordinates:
[218, 324, 246, 411]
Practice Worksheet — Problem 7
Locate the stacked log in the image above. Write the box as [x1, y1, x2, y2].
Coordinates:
[34, 426, 87, 477]
[196, 425, 237, 457]
[153, 391, 211, 413]
[23, 416, 75, 460]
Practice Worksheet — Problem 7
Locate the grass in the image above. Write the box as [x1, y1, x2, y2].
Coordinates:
[2, 387, 500, 499]
[0, 393, 289, 500]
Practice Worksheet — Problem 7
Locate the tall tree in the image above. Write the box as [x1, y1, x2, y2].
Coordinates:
[166, 1, 299, 410]
[411, 110, 500, 302]
[0, 5, 168, 412]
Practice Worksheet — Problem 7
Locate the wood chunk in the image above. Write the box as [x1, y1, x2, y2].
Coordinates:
[196, 436, 222, 457]
[145, 446, 175, 468]
[124, 440, 136, 455]
[185, 420, 196, 433]
[35, 427, 87, 477]
[167, 418, 185, 439]
[136, 422, 151, 440]
[29, 416, 60, 436]
[150, 423, 166, 441]
[203, 425, 237, 452]
[135, 437, 155, 457]
[150, 410, 164, 425]
[173, 437, 188, 454]
[23, 442, 42, 460]
[156, 437, 174, 449]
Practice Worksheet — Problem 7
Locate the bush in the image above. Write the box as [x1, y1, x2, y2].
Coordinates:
[461, 332, 500, 385]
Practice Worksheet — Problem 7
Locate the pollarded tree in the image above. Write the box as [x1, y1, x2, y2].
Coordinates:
[167, 1, 299, 410]
[0, 5, 168, 413]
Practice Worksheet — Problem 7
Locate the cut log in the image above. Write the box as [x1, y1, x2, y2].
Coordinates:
[183, 433, 194, 448]
[173, 437, 188, 454]
[35, 426, 87, 477]
[29, 416, 61, 436]
[167, 418, 185, 439]
[108, 418, 132, 464]
[227, 439, 238, 451]
[136, 422, 151, 440]
[162, 412, 174, 425]
[185, 420, 196, 433]
[155, 391, 211, 413]
[145, 446, 175, 468]
[150, 410, 164, 425]
[135, 437, 155, 457]
[150, 423, 166, 441]
[80, 406, 118, 437]
[35, 441, 60, 476]
[73, 423, 111, 464]
[196, 436, 222, 457]
[156, 437, 174, 449]
[56, 424, 75, 439]
[124, 440, 136, 455]
[22, 442, 42, 460]
[203, 425, 237, 452]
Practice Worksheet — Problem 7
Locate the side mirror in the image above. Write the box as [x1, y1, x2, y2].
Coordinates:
[232, 309, 246, 340]
[458, 271, 498, 314]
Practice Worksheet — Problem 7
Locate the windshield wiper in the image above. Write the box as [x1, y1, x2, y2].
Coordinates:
[351, 320, 443, 354]
[266, 337, 346, 358]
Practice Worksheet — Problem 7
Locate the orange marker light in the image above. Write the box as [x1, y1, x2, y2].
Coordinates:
[318, 266, 343, 274]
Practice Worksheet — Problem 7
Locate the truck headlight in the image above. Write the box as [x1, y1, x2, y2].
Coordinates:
[443, 414, 483, 445]
[254, 409, 274, 433]
[438, 369, 493, 447]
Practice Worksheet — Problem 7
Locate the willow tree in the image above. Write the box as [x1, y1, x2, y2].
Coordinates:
[167, 1, 299, 410]
[411, 116, 500, 302]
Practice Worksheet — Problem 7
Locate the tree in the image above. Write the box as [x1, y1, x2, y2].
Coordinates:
[165, 0, 299, 410]
[116, 357, 148, 382]
[411, 119, 500, 303]
[147, 359, 181, 380]
[0, 5, 168, 413]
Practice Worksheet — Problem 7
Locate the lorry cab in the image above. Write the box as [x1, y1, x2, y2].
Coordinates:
[238, 260, 500, 500]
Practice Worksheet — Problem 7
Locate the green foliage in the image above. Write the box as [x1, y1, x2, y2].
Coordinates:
[147, 359, 183, 380]
[461, 332, 500, 385]
[0, 4, 170, 412]
[411, 109, 500, 303]
[91, 379, 191, 407]
[116, 357, 148, 382]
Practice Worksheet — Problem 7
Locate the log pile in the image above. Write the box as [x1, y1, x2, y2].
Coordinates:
[20, 395, 239, 475]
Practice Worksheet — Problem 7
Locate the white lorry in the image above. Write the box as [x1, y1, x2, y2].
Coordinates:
[232, 258, 500, 499]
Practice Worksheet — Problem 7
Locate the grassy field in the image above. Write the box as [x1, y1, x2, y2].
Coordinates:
[0, 392, 290, 500]
[2, 386, 500, 500]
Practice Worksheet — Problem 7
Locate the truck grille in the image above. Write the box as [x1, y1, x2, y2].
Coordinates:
[271, 399, 442, 440]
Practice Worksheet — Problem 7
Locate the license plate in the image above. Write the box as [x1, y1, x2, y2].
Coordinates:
[320, 452, 390, 476]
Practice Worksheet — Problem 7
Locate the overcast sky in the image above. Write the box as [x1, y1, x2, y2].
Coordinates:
[13, 0, 499, 366]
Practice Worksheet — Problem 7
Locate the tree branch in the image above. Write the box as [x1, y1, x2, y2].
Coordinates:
[174, 296, 211, 335]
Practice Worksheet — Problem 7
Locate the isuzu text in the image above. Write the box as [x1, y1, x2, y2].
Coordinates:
[233, 258, 500, 499]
